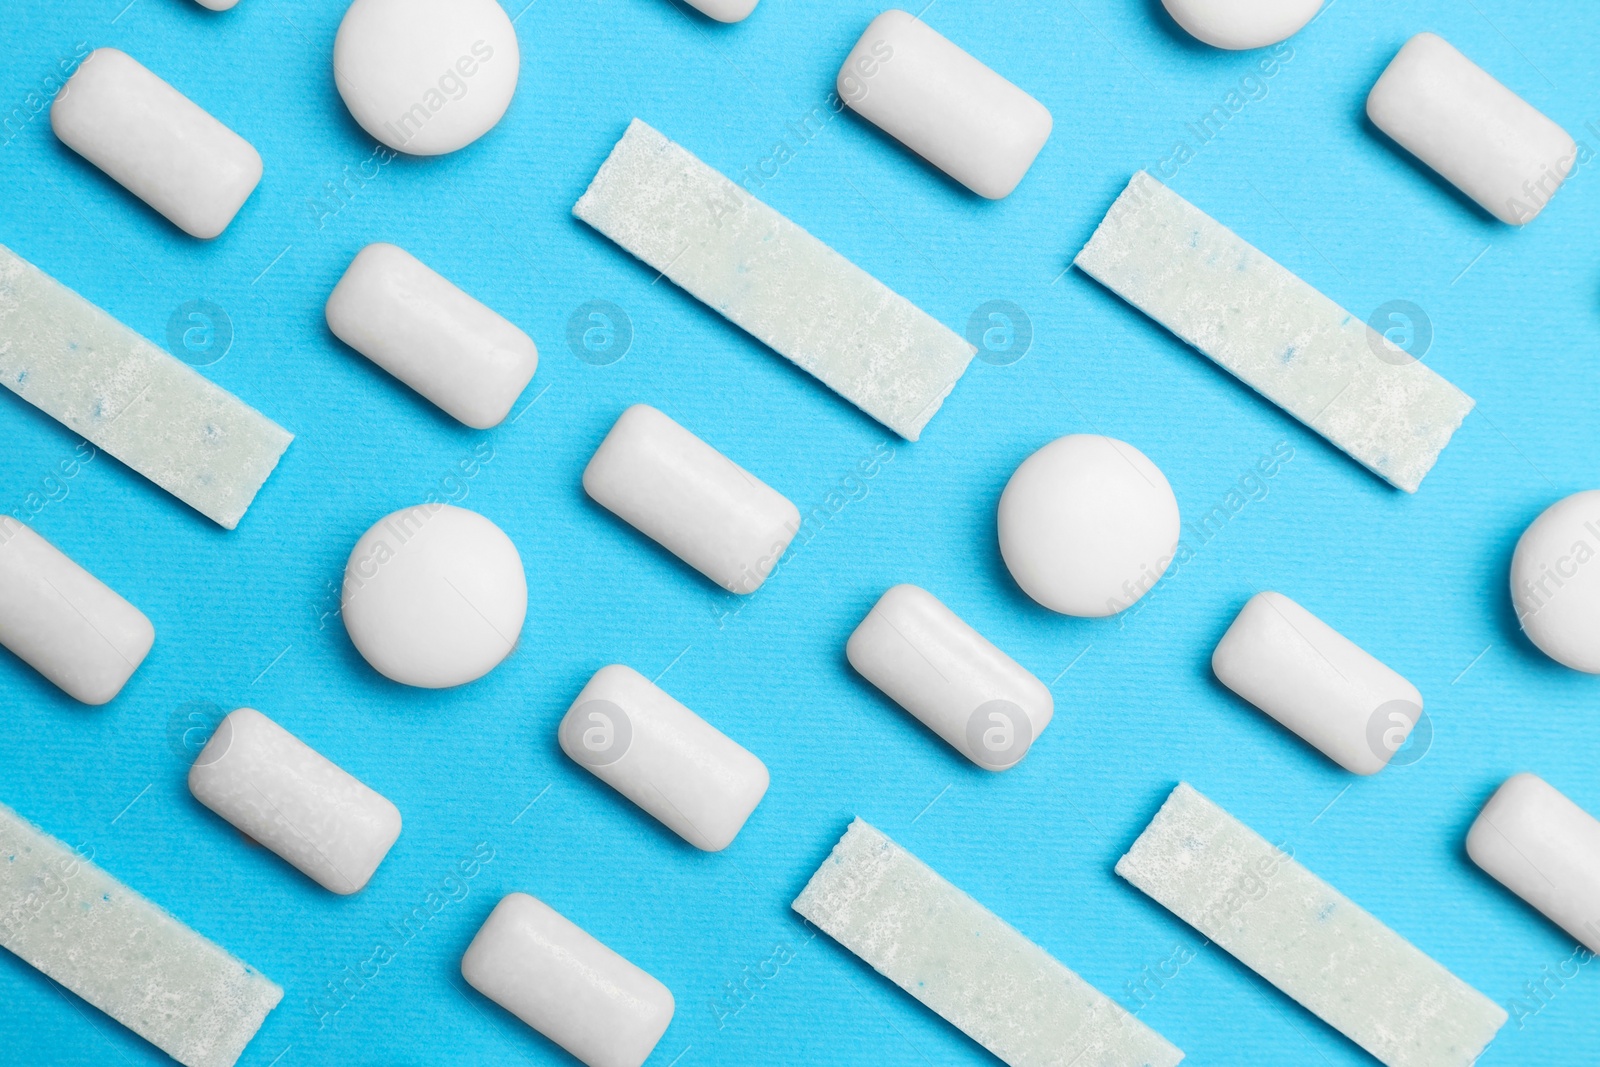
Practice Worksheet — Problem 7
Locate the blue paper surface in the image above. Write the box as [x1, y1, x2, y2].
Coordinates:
[1, 0, 1597, 1064]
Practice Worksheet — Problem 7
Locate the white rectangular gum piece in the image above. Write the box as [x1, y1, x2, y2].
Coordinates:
[51, 49, 261, 238]
[794, 819, 1184, 1067]
[559, 664, 769, 851]
[1368, 33, 1577, 225]
[325, 243, 538, 429]
[685, 0, 757, 22]
[0, 517, 154, 704]
[1117, 784, 1507, 1067]
[839, 10, 1052, 199]
[0, 244, 293, 529]
[583, 403, 800, 594]
[574, 120, 976, 441]
[1467, 773, 1600, 953]
[461, 892, 675, 1067]
[1074, 172, 1474, 493]
[0, 800, 282, 1067]
[847, 584, 1053, 770]
[1212, 591, 1422, 775]
[188, 708, 403, 894]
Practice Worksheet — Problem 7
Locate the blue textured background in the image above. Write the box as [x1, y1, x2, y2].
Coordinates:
[2, 0, 1597, 1064]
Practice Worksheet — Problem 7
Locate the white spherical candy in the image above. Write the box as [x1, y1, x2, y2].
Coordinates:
[998, 435, 1180, 617]
[333, 0, 519, 156]
[1160, 0, 1322, 50]
[342, 504, 527, 687]
[1511, 490, 1600, 673]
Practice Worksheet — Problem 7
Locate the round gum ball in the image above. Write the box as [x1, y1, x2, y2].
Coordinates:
[1511, 490, 1600, 673]
[333, 0, 520, 156]
[342, 504, 527, 687]
[1160, 0, 1322, 50]
[998, 435, 1181, 617]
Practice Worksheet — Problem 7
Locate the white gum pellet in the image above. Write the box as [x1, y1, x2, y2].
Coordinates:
[558, 664, 769, 851]
[997, 434, 1181, 617]
[1212, 592, 1423, 775]
[51, 49, 261, 238]
[1160, 0, 1323, 50]
[838, 11, 1052, 199]
[462, 892, 675, 1067]
[1368, 33, 1576, 225]
[794, 819, 1184, 1067]
[326, 243, 538, 429]
[574, 120, 976, 441]
[846, 584, 1053, 770]
[1118, 784, 1507, 1067]
[685, 0, 758, 22]
[1468, 774, 1600, 954]
[333, 0, 520, 156]
[188, 708, 403, 894]
[0, 518, 153, 705]
[1075, 172, 1473, 493]
[0, 244, 292, 529]
[193, 0, 241, 9]
[1510, 490, 1600, 673]
[341, 504, 527, 688]
[0, 800, 282, 1067]
[583, 404, 800, 594]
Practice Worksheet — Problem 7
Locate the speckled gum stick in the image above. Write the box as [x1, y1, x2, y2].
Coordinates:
[574, 120, 975, 442]
[1117, 784, 1505, 1067]
[0, 800, 281, 1067]
[1075, 173, 1473, 492]
[795, 818, 1183, 1067]
[0, 244, 291, 528]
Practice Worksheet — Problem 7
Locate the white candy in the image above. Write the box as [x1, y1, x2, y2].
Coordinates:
[1468, 773, 1600, 954]
[574, 120, 975, 441]
[193, 0, 240, 9]
[0, 800, 282, 1067]
[685, 0, 758, 22]
[838, 11, 1052, 199]
[326, 243, 538, 429]
[334, 0, 520, 156]
[1159, 0, 1322, 50]
[1075, 172, 1474, 493]
[846, 584, 1053, 769]
[583, 404, 799, 594]
[997, 434, 1179, 617]
[0, 244, 292, 529]
[559, 665, 769, 851]
[189, 708, 403, 894]
[1509, 490, 1600, 673]
[794, 819, 1184, 1067]
[0, 518, 153, 705]
[461, 893, 675, 1067]
[342, 504, 526, 688]
[1368, 33, 1576, 225]
[1212, 591, 1423, 775]
[51, 49, 261, 239]
[1118, 784, 1507, 1067]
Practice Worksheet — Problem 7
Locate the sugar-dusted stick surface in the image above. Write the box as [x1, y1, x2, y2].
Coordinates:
[574, 120, 975, 442]
[0, 800, 282, 1067]
[1117, 784, 1505, 1067]
[795, 818, 1184, 1067]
